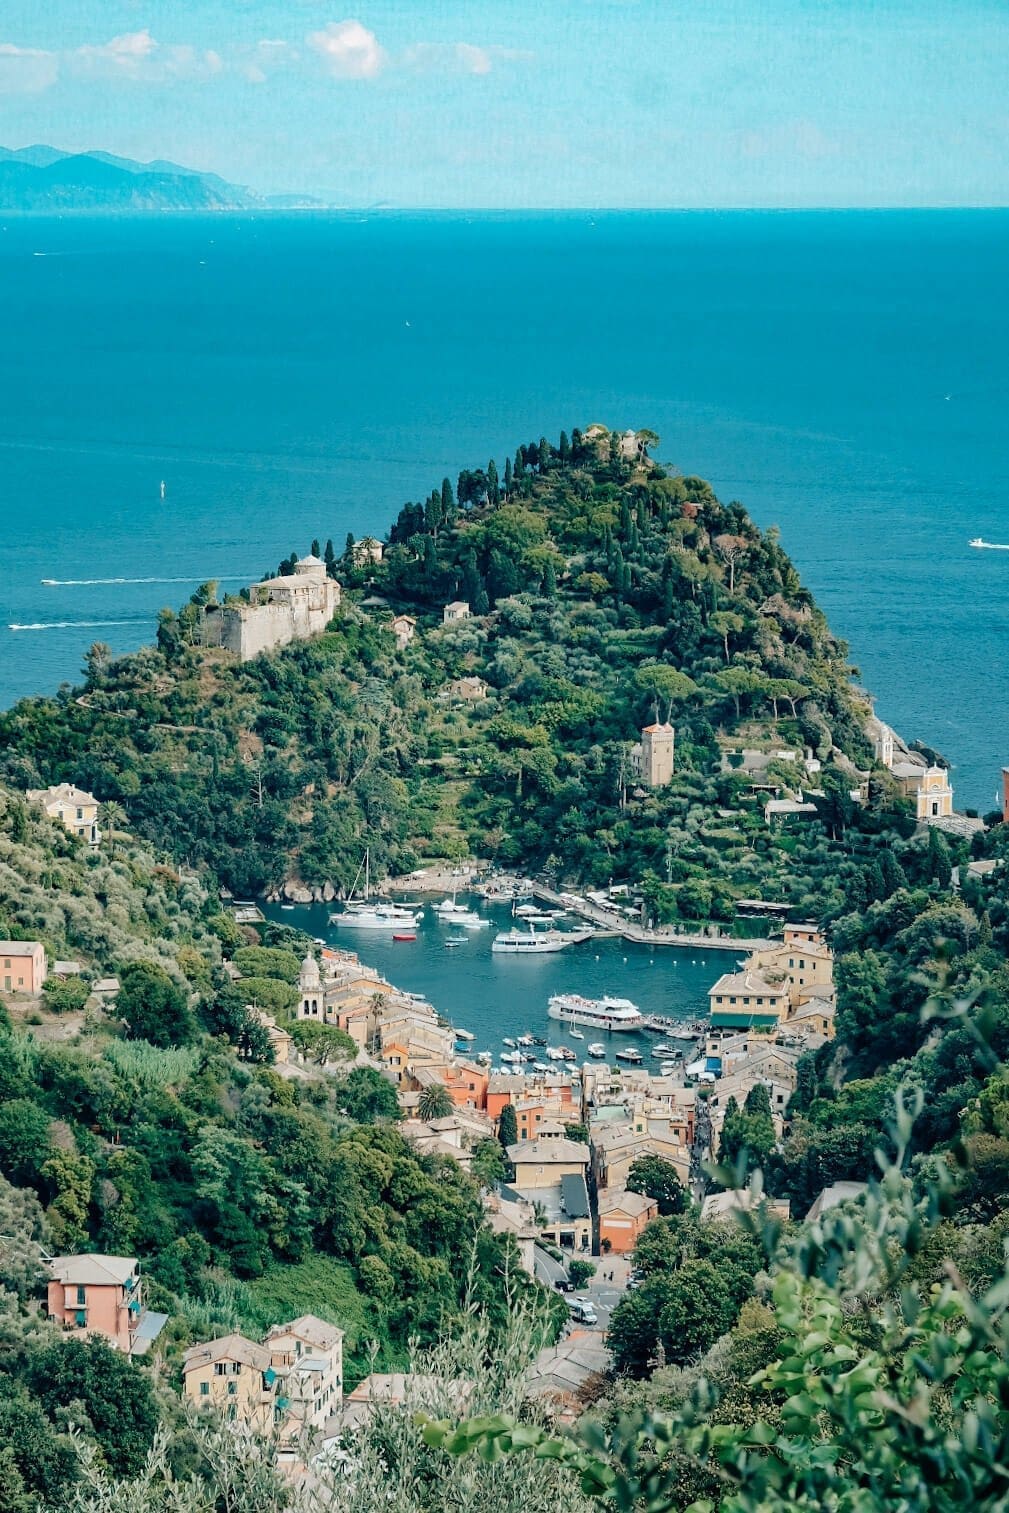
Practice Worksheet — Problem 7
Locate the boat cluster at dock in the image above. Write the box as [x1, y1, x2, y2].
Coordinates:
[328, 857, 593, 953]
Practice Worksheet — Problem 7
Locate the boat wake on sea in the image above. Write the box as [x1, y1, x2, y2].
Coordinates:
[41, 574, 255, 586]
[968, 538, 1009, 551]
[8, 617, 151, 631]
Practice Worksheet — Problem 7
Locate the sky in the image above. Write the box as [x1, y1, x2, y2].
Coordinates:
[0, 0, 1006, 207]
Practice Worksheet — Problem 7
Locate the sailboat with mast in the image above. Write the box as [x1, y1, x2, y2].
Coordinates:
[329, 849, 422, 930]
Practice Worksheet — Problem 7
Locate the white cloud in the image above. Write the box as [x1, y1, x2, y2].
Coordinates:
[454, 44, 493, 75]
[0, 41, 59, 94]
[403, 41, 531, 76]
[71, 30, 222, 82]
[307, 20, 385, 79]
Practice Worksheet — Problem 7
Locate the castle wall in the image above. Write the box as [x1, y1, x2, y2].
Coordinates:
[202, 576, 341, 663]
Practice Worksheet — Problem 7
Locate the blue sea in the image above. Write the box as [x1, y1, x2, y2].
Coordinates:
[1, 211, 1006, 809]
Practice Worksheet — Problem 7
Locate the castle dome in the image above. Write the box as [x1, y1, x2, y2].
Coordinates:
[300, 952, 322, 989]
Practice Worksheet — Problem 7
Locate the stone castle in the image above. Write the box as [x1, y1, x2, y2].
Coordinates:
[200, 556, 341, 663]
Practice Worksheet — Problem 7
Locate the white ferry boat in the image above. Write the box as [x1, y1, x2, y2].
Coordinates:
[548, 993, 643, 1031]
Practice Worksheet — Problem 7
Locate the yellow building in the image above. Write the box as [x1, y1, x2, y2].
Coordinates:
[639, 723, 675, 786]
[507, 1135, 589, 1190]
[184, 1315, 343, 1445]
[748, 940, 834, 1007]
[27, 783, 100, 845]
[183, 1334, 278, 1433]
[708, 969, 789, 1032]
[915, 766, 954, 822]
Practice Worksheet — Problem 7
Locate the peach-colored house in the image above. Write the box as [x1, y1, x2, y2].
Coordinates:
[47, 1253, 165, 1355]
[0, 941, 46, 995]
[598, 1189, 658, 1254]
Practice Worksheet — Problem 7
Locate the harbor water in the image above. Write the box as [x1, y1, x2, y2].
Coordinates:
[263, 898, 728, 1066]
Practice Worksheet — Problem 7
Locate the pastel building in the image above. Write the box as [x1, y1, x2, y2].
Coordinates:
[598, 1189, 658, 1254]
[0, 940, 47, 995]
[915, 767, 954, 822]
[184, 1314, 343, 1443]
[443, 601, 470, 623]
[27, 783, 100, 845]
[47, 1253, 166, 1356]
[708, 969, 789, 1033]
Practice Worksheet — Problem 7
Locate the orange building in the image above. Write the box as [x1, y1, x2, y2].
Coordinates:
[436, 1062, 489, 1111]
[598, 1189, 658, 1253]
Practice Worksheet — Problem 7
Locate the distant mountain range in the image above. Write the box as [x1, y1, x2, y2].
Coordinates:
[0, 146, 328, 212]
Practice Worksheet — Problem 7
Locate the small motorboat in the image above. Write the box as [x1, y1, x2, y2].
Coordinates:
[392, 932, 416, 942]
[652, 1043, 675, 1057]
[475, 1051, 492, 1065]
[501, 1051, 523, 1064]
[615, 1047, 643, 1064]
[517, 1034, 535, 1046]
[587, 1043, 606, 1058]
[503, 1037, 517, 1048]
[280, 903, 296, 911]
[445, 938, 467, 949]
[454, 1028, 475, 1042]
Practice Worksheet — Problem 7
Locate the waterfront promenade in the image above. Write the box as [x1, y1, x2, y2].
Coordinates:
[529, 883, 773, 953]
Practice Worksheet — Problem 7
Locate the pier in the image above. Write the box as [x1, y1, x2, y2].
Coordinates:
[529, 883, 773, 953]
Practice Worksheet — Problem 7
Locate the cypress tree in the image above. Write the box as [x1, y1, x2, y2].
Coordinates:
[344, 532, 355, 564]
[538, 436, 551, 471]
[311, 538, 321, 559]
[503, 456, 513, 498]
[559, 430, 570, 462]
[324, 538, 337, 577]
[441, 477, 455, 523]
[487, 459, 500, 507]
[543, 560, 558, 597]
[497, 1103, 517, 1148]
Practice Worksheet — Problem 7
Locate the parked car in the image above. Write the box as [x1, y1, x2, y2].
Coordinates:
[554, 1277, 573, 1292]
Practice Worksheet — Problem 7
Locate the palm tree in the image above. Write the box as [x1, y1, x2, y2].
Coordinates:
[99, 800, 127, 856]
[417, 1083, 454, 1123]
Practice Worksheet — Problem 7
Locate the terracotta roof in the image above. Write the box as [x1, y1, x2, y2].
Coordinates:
[183, 1333, 272, 1371]
[265, 1314, 343, 1350]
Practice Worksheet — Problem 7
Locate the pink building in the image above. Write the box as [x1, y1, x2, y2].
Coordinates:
[0, 941, 46, 995]
[47, 1254, 166, 1355]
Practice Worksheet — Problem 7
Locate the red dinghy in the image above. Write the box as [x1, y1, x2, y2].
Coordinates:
[392, 932, 416, 942]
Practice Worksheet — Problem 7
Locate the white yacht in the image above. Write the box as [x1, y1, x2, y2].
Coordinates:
[587, 1042, 607, 1058]
[329, 848, 422, 930]
[332, 900, 422, 930]
[548, 994, 643, 1031]
[492, 926, 588, 954]
[615, 1046, 643, 1064]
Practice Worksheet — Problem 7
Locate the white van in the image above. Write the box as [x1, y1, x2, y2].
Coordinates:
[567, 1297, 598, 1325]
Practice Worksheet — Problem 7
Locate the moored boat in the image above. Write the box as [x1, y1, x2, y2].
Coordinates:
[615, 1046, 643, 1064]
[548, 993, 643, 1031]
[587, 1042, 607, 1058]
